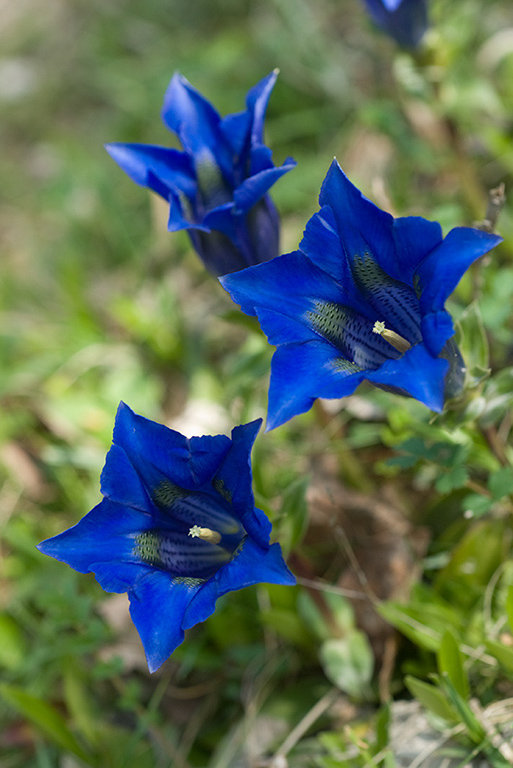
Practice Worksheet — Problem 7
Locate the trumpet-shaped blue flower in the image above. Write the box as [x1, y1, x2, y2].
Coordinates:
[221, 160, 502, 431]
[362, 0, 428, 48]
[106, 71, 295, 276]
[37, 403, 295, 672]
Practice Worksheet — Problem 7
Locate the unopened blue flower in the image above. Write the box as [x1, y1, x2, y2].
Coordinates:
[362, 0, 428, 48]
[106, 71, 295, 276]
[37, 403, 295, 672]
[221, 160, 502, 431]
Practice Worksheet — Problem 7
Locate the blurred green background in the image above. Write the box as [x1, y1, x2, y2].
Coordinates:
[2, 0, 513, 765]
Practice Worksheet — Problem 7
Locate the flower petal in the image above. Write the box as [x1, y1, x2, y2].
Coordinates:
[188, 228, 250, 276]
[300, 204, 425, 343]
[255, 307, 319, 345]
[202, 202, 236, 239]
[421, 310, 455, 357]
[381, 0, 403, 10]
[100, 444, 152, 512]
[299, 205, 351, 284]
[244, 196, 280, 267]
[267, 340, 366, 431]
[161, 72, 233, 182]
[113, 402, 231, 493]
[246, 70, 279, 150]
[105, 142, 196, 200]
[213, 420, 271, 548]
[36, 499, 152, 573]
[182, 538, 295, 630]
[415, 227, 503, 314]
[219, 110, 251, 158]
[166, 189, 202, 232]
[128, 570, 201, 672]
[233, 160, 297, 213]
[363, 0, 429, 47]
[319, 160, 442, 284]
[366, 343, 448, 411]
[220, 250, 341, 319]
[89, 561, 154, 594]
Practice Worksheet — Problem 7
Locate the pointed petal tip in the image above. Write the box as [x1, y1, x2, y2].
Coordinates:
[35, 536, 61, 558]
[232, 417, 263, 441]
[264, 409, 289, 433]
[104, 142, 124, 161]
[280, 567, 297, 586]
[146, 653, 167, 674]
[114, 399, 133, 425]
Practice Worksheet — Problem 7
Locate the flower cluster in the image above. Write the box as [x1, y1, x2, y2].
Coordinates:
[39, 46, 503, 673]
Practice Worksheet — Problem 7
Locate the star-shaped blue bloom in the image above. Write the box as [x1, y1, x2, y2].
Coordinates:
[37, 403, 295, 672]
[362, 0, 428, 48]
[221, 160, 502, 431]
[106, 71, 296, 276]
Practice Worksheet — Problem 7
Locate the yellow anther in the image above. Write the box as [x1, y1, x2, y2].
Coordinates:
[188, 525, 222, 544]
[372, 321, 411, 354]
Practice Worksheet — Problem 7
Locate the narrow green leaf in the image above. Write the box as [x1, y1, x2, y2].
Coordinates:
[507, 585, 513, 632]
[278, 475, 310, 551]
[376, 602, 440, 652]
[485, 639, 513, 673]
[437, 630, 469, 699]
[0, 684, 92, 762]
[439, 674, 486, 743]
[374, 703, 390, 753]
[63, 657, 98, 747]
[404, 676, 458, 723]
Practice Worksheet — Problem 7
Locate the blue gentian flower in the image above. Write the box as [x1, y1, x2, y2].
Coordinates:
[362, 0, 428, 48]
[106, 71, 296, 276]
[37, 403, 295, 672]
[221, 160, 502, 431]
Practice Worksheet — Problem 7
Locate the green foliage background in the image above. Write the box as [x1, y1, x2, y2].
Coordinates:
[1, 0, 513, 765]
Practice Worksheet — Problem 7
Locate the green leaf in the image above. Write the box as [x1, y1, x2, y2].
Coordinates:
[377, 601, 447, 652]
[63, 657, 98, 746]
[374, 703, 390, 753]
[455, 301, 489, 387]
[0, 684, 92, 763]
[319, 632, 374, 698]
[278, 475, 310, 552]
[506, 585, 513, 632]
[0, 614, 27, 670]
[488, 467, 513, 501]
[439, 675, 485, 743]
[437, 630, 469, 699]
[461, 493, 493, 518]
[297, 590, 355, 642]
[485, 639, 513, 673]
[480, 367, 513, 428]
[435, 519, 506, 605]
[435, 465, 469, 494]
[404, 676, 458, 723]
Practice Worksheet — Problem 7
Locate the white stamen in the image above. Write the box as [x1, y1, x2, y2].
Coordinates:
[372, 320, 411, 354]
[188, 525, 222, 544]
